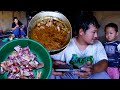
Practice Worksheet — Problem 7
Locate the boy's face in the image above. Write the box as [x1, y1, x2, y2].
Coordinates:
[105, 27, 118, 42]
[81, 24, 98, 44]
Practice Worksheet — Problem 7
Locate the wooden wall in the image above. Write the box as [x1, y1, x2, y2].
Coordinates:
[0, 11, 27, 31]
[93, 11, 120, 43]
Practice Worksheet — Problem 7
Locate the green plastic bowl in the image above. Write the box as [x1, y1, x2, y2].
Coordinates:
[0, 38, 52, 79]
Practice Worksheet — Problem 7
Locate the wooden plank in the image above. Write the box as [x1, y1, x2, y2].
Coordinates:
[2, 11, 13, 31]
[0, 11, 3, 30]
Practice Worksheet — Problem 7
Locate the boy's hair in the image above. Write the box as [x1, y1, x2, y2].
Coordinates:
[13, 17, 18, 21]
[104, 23, 118, 32]
[73, 12, 100, 36]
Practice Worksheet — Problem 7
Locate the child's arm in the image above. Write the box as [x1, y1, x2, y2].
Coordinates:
[117, 44, 120, 53]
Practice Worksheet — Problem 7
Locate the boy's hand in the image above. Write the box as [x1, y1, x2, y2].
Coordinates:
[52, 68, 64, 76]
[74, 61, 93, 78]
[52, 60, 66, 76]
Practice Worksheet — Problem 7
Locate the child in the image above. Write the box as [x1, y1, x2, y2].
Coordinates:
[49, 12, 110, 79]
[11, 17, 26, 38]
[104, 23, 120, 79]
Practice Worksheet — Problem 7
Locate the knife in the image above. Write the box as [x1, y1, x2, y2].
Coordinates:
[55, 68, 86, 72]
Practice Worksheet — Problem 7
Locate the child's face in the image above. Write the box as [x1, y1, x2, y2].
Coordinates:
[81, 24, 98, 44]
[14, 19, 18, 24]
[105, 27, 118, 42]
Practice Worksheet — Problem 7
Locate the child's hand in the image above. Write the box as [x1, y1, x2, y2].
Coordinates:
[117, 44, 120, 53]
[16, 25, 19, 28]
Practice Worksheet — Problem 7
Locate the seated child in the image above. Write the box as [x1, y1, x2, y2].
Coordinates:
[104, 23, 120, 79]
[11, 17, 26, 38]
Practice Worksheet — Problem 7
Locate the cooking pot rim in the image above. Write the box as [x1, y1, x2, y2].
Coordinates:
[27, 11, 72, 54]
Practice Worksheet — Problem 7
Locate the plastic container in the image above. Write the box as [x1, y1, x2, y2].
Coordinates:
[0, 38, 52, 79]
[2, 38, 8, 42]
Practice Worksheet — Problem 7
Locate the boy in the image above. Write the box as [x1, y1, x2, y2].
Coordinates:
[104, 23, 120, 79]
[50, 13, 110, 79]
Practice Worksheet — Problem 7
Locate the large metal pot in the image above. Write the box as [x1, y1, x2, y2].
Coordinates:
[27, 11, 72, 54]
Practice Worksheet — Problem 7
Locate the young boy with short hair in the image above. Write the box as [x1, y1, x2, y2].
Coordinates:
[104, 23, 120, 79]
